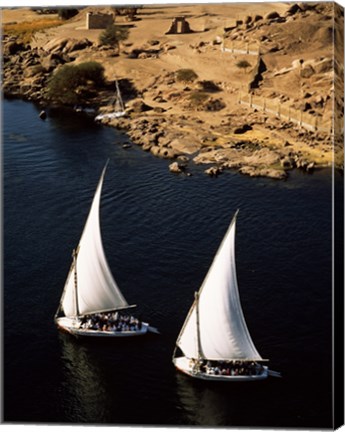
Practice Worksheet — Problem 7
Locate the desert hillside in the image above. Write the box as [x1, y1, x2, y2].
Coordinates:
[2, 3, 344, 178]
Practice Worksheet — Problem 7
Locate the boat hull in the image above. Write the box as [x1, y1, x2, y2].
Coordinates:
[95, 112, 126, 121]
[173, 357, 269, 381]
[56, 317, 149, 337]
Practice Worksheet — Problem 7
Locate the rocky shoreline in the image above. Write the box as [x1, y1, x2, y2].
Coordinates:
[3, 6, 342, 180]
[97, 99, 334, 179]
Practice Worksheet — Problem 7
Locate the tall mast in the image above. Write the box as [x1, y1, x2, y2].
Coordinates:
[72, 246, 80, 317]
[115, 80, 124, 112]
[195, 291, 203, 361]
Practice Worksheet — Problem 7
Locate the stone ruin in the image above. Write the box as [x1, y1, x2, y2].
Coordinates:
[86, 12, 114, 29]
[165, 16, 193, 34]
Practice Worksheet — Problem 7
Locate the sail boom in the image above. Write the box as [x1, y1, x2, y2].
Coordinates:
[185, 356, 268, 362]
[73, 304, 137, 318]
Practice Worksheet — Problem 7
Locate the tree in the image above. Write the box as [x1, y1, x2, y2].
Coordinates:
[47, 61, 105, 105]
[99, 24, 129, 53]
[75, 61, 105, 86]
[236, 60, 251, 73]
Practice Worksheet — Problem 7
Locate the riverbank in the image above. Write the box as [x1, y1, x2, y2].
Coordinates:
[2, 4, 343, 178]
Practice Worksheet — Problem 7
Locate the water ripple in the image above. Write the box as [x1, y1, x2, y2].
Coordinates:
[3, 99, 337, 428]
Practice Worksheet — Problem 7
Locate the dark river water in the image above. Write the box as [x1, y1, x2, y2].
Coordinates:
[3, 99, 338, 427]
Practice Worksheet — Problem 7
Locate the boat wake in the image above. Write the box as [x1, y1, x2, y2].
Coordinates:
[148, 326, 160, 334]
[268, 369, 282, 378]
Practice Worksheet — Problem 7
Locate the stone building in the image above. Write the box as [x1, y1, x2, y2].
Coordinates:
[86, 12, 114, 29]
[165, 16, 193, 34]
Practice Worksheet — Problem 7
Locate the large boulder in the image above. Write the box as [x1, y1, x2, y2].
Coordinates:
[43, 37, 91, 54]
[313, 58, 332, 74]
[264, 11, 280, 20]
[169, 162, 183, 173]
[240, 166, 287, 179]
[205, 166, 223, 177]
[150, 145, 175, 159]
[129, 100, 153, 113]
[3, 41, 27, 55]
[280, 156, 295, 169]
[64, 38, 92, 53]
[300, 64, 315, 78]
[23, 64, 44, 78]
[44, 38, 69, 53]
[40, 52, 67, 72]
[285, 3, 302, 16]
[169, 138, 200, 155]
[243, 148, 281, 166]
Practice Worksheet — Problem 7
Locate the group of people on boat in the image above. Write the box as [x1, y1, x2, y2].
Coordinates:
[78, 311, 142, 333]
[190, 359, 265, 376]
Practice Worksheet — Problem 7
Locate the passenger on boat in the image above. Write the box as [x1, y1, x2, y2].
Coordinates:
[201, 360, 263, 376]
[78, 312, 142, 332]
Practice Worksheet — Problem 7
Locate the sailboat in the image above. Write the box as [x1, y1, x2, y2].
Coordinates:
[172, 210, 269, 381]
[95, 80, 126, 121]
[55, 163, 152, 337]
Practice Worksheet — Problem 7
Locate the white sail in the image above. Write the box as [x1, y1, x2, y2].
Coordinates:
[177, 211, 263, 361]
[61, 164, 129, 317]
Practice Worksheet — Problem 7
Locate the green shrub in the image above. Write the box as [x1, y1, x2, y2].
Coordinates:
[99, 25, 129, 51]
[176, 69, 198, 83]
[47, 61, 105, 105]
[75, 61, 105, 86]
[197, 80, 221, 92]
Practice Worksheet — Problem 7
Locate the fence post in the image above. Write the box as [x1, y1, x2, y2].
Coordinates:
[263, 98, 266, 112]
[315, 116, 318, 132]
[250, 93, 253, 108]
[300, 110, 303, 127]
[277, 102, 281, 119]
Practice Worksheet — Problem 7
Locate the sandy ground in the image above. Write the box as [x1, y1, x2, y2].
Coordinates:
[2, 4, 343, 174]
